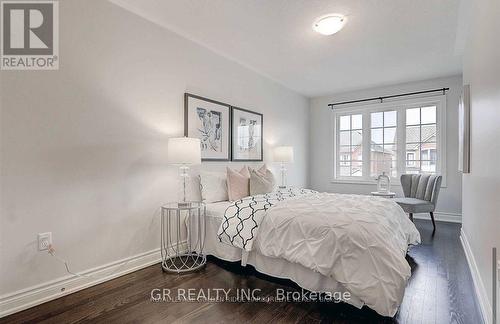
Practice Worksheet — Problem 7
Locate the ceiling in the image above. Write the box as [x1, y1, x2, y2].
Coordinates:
[110, 0, 463, 97]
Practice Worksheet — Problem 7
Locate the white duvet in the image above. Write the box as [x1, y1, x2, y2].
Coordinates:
[217, 189, 421, 317]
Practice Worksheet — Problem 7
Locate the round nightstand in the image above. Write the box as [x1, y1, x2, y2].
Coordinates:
[371, 191, 396, 198]
[160, 201, 206, 273]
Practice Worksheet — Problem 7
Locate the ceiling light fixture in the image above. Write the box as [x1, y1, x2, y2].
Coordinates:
[313, 14, 346, 36]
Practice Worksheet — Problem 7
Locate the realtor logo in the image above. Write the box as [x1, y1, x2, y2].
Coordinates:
[1, 0, 58, 70]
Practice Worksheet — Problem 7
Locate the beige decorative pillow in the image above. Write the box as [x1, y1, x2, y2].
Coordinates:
[250, 166, 276, 195]
[255, 164, 268, 175]
[226, 166, 250, 201]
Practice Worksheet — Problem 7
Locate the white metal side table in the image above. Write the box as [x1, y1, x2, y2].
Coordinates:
[160, 201, 206, 273]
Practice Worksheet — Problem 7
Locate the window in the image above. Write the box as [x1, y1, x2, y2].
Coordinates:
[406, 153, 415, 166]
[405, 106, 437, 174]
[338, 114, 363, 177]
[370, 110, 397, 177]
[340, 153, 350, 166]
[333, 96, 445, 183]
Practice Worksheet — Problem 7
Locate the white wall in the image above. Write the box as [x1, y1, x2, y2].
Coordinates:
[461, 0, 500, 321]
[309, 76, 463, 220]
[0, 0, 309, 297]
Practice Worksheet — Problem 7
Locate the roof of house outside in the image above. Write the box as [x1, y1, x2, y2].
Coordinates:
[348, 127, 436, 153]
[406, 126, 437, 150]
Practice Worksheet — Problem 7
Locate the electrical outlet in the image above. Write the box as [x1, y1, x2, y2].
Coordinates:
[38, 232, 52, 251]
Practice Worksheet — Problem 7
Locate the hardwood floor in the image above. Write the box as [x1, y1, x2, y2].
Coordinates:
[1, 220, 482, 324]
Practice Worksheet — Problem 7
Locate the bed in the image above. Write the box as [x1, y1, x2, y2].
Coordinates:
[191, 188, 420, 317]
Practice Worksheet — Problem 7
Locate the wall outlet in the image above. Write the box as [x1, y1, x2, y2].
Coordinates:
[38, 232, 52, 251]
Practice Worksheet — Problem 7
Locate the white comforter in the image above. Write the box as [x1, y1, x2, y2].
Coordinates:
[218, 189, 421, 317]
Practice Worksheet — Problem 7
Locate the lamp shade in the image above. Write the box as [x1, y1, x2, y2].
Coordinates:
[167, 137, 201, 165]
[273, 146, 294, 163]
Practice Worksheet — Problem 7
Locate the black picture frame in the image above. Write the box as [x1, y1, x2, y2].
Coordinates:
[230, 106, 264, 162]
[184, 93, 231, 161]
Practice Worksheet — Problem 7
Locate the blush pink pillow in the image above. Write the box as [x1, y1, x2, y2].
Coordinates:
[227, 166, 250, 201]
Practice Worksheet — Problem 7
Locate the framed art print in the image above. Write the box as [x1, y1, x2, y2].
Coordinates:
[184, 93, 231, 161]
[231, 107, 263, 161]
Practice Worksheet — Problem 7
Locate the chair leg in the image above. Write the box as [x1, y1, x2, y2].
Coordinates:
[409, 213, 413, 222]
[430, 212, 436, 231]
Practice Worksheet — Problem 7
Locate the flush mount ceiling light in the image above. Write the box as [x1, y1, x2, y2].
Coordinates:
[312, 14, 346, 36]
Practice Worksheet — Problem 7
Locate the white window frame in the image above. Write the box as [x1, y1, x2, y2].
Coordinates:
[331, 95, 447, 186]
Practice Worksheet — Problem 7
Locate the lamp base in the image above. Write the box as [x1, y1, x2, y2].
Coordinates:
[179, 165, 189, 203]
[279, 163, 287, 189]
[178, 202, 192, 208]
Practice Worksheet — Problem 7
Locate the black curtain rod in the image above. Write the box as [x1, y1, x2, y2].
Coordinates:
[328, 87, 449, 108]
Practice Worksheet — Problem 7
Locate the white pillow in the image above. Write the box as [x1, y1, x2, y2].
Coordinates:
[199, 171, 228, 203]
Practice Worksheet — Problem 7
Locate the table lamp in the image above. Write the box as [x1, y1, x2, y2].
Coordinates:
[273, 146, 294, 189]
[167, 137, 201, 205]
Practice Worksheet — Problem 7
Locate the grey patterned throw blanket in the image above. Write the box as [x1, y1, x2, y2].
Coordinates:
[217, 188, 317, 251]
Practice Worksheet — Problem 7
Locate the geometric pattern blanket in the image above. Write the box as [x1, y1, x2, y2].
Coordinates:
[217, 188, 317, 251]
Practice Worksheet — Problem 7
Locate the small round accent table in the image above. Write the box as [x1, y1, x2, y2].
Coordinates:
[160, 201, 206, 273]
[371, 191, 396, 198]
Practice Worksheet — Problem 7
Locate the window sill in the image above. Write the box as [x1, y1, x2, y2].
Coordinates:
[330, 179, 395, 186]
[330, 178, 447, 188]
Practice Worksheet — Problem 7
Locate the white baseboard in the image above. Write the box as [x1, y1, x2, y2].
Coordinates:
[460, 228, 492, 324]
[0, 241, 186, 318]
[413, 211, 462, 223]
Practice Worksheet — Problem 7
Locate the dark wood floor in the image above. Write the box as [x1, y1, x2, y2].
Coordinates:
[1, 220, 482, 324]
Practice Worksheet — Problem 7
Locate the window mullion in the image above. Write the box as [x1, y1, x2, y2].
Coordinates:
[419, 108, 422, 173]
[349, 116, 352, 177]
[334, 114, 339, 179]
[436, 102, 442, 175]
[397, 107, 406, 178]
[362, 111, 371, 180]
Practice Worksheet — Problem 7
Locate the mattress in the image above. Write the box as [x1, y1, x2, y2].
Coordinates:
[191, 201, 365, 309]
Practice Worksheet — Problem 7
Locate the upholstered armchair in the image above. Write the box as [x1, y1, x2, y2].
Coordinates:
[393, 174, 442, 231]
